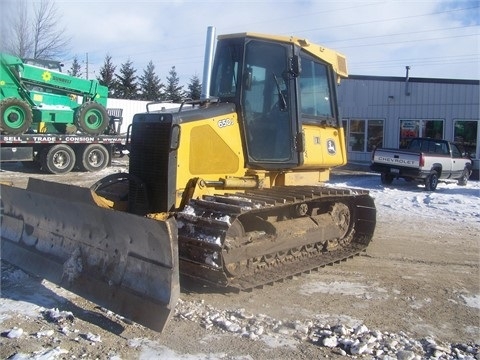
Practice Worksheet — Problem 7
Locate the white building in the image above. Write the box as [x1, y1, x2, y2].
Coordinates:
[105, 75, 480, 177]
[337, 75, 479, 177]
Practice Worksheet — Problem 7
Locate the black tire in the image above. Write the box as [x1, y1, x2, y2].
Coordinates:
[76, 144, 110, 172]
[425, 170, 438, 191]
[457, 168, 470, 186]
[380, 172, 394, 185]
[75, 102, 109, 135]
[0, 98, 33, 135]
[40, 144, 76, 174]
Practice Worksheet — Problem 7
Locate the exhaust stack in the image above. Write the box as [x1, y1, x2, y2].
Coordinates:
[405, 66, 411, 96]
[201, 26, 216, 101]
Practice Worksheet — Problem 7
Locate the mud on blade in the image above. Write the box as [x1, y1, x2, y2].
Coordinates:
[0, 179, 179, 332]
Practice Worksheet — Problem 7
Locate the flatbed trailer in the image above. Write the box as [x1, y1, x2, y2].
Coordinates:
[0, 132, 127, 174]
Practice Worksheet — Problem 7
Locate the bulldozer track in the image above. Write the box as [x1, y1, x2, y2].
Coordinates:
[177, 186, 376, 291]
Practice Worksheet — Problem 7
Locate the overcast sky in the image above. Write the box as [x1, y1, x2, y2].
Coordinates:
[3, 0, 480, 84]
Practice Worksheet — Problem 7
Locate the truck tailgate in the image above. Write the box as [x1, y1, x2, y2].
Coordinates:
[372, 148, 420, 168]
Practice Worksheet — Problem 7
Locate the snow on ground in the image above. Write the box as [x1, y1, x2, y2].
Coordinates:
[1, 172, 479, 359]
[329, 172, 480, 224]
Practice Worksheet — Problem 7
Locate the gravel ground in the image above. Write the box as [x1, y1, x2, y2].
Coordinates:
[0, 159, 479, 359]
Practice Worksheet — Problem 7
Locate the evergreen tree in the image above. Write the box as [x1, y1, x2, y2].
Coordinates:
[67, 55, 82, 77]
[187, 74, 202, 100]
[164, 66, 184, 102]
[139, 60, 164, 101]
[97, 54, 117, 97]
[115, 59, 138, 100]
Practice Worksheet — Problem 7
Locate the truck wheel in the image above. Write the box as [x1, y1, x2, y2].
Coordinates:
[457, 168, 470, 186]
[40, 144, 76, 174]
[76, 144, 110, 172]
[0, 98, 33, 135]
[75, 102, 109, 135]
[425, 170, 438, 191]
[380, 173, 394, 185]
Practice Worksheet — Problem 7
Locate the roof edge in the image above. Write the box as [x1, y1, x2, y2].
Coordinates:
[347, 74, 479, 85]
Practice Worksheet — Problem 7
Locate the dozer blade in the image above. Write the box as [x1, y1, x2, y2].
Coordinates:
[0, 178, 179, 332]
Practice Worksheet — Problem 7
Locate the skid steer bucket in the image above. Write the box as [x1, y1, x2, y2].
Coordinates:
[0, 178, 179, 332]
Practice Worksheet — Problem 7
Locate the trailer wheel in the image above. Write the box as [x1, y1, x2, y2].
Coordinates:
[75, 102, 109, 135]
[425, 170, 438, 191]
[40, 144, 76, 174]
[77, 144, 110, 172]
[0, 98, 33, 135]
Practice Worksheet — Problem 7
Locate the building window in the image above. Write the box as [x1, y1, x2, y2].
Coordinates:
[423, 120, 444, 139]
[349, 119, 365, 151]
[454, 120, 478, 159]
[348, 119, 384, 152]
[399, 119, 444, 148]
[367, 120, 384, 151]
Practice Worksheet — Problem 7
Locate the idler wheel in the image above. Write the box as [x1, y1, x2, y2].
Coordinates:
[330, 202, 351, 239]
[224, 219, 248, 276]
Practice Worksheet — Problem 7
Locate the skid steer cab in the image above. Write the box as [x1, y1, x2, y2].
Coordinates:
[0, 28, 376, 333]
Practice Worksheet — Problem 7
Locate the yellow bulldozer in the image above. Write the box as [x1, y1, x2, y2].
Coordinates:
[0, 28, 376, 332]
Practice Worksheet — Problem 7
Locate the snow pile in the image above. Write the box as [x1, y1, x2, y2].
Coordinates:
[43, 308, 74, 324]
[7, 347, 69, 360]
[4, 327, 23, 339]
[174, 298, 478, 359]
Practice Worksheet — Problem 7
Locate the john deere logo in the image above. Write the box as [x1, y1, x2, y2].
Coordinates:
[42, 71, 52, 82]
[327, 139, 336, 155]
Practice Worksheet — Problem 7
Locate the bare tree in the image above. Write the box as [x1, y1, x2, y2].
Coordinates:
[1, 0, 70, 59]
[2, 0, 30, 56]
[32, 0, 70, 59]
[0, 0, 32, 57]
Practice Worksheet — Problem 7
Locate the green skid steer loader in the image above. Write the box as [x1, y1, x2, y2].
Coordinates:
[0, 53, 109, 135]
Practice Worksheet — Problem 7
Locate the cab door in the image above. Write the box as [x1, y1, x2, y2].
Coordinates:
[296, 52, 346, 168]
[241, 39, 297, 169]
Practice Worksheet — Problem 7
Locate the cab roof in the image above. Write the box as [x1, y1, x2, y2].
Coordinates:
[218, 32, 348, 78]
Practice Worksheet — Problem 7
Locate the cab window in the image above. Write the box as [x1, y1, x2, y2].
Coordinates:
[299, 56, 333, 120]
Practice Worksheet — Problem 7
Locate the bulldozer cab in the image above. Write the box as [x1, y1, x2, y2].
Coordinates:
[210, 34, 341, 170]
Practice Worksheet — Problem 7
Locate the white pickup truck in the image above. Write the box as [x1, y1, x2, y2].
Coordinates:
[370, 138, 473, 191]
